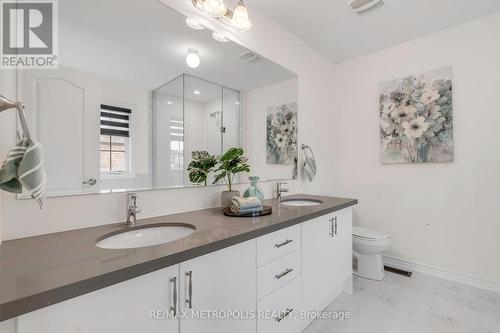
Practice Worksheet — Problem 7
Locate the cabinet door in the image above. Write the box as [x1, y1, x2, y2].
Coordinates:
[179, 240, 256, 333]
[335, 207, 353, 291]
[17, 265, 179, 333]
[302, 208, 352, 312]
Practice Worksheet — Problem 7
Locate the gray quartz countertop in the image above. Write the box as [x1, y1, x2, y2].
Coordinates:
[0, 194, 357, 321]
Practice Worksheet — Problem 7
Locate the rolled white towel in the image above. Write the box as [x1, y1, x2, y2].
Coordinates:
[230, 205, 263, 215]
[231, 196, 262, 210]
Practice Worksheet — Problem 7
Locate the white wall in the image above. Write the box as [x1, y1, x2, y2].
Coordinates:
[0, 1, 334, 240]
[330, 12, 500, 284]
[242, 78, 298, 182]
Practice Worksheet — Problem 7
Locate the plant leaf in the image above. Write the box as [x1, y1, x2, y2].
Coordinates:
[189, 169, 207, 184]
[220, 147, 243, 161]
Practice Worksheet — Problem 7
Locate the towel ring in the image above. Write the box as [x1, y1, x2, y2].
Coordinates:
[0, 95, 31, 141]
[301, 144, 315, 160]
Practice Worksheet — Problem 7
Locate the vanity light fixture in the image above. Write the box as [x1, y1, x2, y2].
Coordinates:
[231, 1, 252, 32]
[167, 101, 173, 105]
[190, 0, 252, 32]
[212, 31, 229, 42]
[186, 17, 205, 30]
[194, 90, 201, 95]
[186, 48, 200, 68]
[202, 0, 227, 17]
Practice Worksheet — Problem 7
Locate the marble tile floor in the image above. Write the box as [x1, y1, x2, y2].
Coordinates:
[303, 271, 500, 333]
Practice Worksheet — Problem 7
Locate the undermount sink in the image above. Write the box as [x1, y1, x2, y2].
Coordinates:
[96, 223, 196, 249]
[280, 198, 323, 207]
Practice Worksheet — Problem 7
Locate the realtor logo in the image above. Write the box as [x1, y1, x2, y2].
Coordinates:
[1, 0, 58, 68]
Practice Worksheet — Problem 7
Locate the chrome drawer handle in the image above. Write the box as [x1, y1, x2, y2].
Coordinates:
[185, 271, 193, 309]
[276, 308, 293, 322]
[329, 216, 338, 237]
[275, 239, 293, 248]
[275, 268, 293, 280]
[170, 277, 177, 315]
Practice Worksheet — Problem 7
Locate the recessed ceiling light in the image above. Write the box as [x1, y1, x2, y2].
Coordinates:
[194, 90, 201, 95]
[167, 101, 173, 105]
[186, 17, 205, 30]
[186, 48, 200, 68]
[235, 101, 240, 105]
[212, 31, 229, 43]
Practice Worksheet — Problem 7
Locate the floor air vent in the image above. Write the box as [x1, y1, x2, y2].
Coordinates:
[384, 266, 412, 277]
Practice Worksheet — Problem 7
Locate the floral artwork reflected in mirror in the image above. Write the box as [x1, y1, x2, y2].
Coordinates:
[379, 67, 453, 163]
[266, 103, 298, 165]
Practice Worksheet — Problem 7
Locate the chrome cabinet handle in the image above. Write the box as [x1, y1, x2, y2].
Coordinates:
[275, 268, 293, 280]
[275, 239, 293, 248]
[329, 216, 338, 237]
[276, 308, 293, 322]
[82, 177, 97, 185]
[170, 277, 177, 315]
[185, 271, 193, 309]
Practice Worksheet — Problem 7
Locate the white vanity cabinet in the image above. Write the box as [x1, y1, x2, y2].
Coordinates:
[179, 240, 257, 333]
[302, 207, 353, 312]
[12, 206, 354, 333]
[17, 265, 179, 333]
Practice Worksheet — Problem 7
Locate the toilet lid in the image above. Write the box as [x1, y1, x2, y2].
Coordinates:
[353, 226, 390, 240]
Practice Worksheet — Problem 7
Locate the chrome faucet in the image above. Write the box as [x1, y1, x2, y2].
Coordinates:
[276, 182, 289, 201]
[126, 193, 141, 225]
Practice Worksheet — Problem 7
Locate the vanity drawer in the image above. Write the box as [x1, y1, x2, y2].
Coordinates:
[257, 276, 302, 333]
[257, 225, 301, 266]
[257, 249, 301, 300]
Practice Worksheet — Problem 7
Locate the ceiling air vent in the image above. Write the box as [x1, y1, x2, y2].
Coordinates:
[237, 51, 260, 64]
[348, 0, 384, 14]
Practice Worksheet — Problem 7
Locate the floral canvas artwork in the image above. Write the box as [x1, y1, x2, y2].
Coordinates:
[266, 103, 297, 165]
[379, 67, 454, 163]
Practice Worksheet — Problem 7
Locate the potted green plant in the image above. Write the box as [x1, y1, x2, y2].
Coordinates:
[187, 151, 218, 186]
[213, 147, 250, 208]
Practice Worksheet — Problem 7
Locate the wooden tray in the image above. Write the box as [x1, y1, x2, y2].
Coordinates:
[223, 205, 272, 217]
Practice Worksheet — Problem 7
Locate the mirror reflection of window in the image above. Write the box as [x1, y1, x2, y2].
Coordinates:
[99, 104, 132, 177]
[169, 117, 184, 171]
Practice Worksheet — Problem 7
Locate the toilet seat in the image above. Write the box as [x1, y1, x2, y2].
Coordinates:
[353, 226, 390, 240]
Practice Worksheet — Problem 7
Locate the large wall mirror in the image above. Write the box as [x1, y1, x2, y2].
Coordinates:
[17, 0, 298, 197]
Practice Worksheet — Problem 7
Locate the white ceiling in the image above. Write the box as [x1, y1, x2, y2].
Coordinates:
[59, 0, 295, 91]
[247, 0, 500, 63]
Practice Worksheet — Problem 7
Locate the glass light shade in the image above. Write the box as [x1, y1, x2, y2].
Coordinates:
[203, 0, 227, 17]
[186, 50, 200, 68]
[185, 17, 205, 30]
[232, 3, 252, 32]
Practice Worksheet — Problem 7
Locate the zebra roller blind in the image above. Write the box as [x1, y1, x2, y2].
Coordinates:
[100, 104, 131, 137]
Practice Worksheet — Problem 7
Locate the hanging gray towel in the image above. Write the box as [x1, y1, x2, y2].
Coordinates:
[302, 145, 317, 182]
[0, 138, 47, 208]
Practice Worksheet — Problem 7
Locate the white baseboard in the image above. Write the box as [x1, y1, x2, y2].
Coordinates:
[383, 255, 500, 294]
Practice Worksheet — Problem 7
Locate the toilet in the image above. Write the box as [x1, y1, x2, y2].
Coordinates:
[352, 226, 391, 280]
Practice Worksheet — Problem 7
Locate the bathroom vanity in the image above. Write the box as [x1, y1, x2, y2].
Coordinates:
[0, 195, 357, 333]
